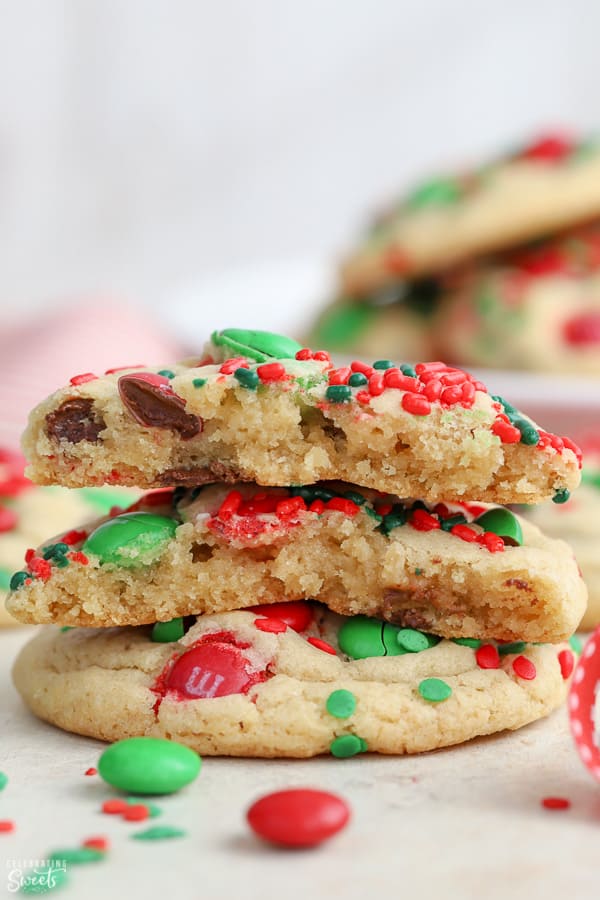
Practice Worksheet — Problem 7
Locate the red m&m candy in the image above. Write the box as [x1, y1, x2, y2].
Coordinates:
[165, 638, 265, 700]
[246, 788, 350, 848]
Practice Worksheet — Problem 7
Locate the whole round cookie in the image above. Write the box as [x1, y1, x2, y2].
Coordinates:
[434, 220, 600, 373]
[524, 438, 600, 629]
[12, 604, 572, 758]
[341, 134, 600, 294]
[0, 447, 136, 626]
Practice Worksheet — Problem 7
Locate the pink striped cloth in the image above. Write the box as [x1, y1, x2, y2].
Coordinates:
[0, 301, 183, 449]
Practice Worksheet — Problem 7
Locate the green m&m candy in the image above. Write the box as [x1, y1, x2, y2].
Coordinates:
[338, 615, 405, 659]
[211, 329, 303, 363]
[83, 512, 177, 567]
[98, 737, 201, 795]
[474, 508, 523, 546]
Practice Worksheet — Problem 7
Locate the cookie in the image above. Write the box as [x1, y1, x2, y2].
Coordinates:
[11, 605, 572, 757]
[434, 220, 600, 372]
[21, 329, 580, 504]
[6, 482, 586, 642]
[524, 438, 600, 630]
[340, 133, 600, 294]
[0, 447, 136, 626]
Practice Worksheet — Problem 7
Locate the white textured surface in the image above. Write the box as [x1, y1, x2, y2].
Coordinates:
[0, 627, 598, 899]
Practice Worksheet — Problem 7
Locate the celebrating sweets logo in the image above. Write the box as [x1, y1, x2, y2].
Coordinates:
[6, 859, 67, 893]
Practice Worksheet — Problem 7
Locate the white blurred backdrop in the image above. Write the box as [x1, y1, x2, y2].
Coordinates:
[1, 0, 599, 335]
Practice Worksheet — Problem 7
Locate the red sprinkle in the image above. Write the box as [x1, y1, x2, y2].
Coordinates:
[247, 789, 351, 848]
[257, 362, 287, 383]
[254, 617, 288, 634]
[351, 360, 374, 377]
[309, 499, 326, 514]
[67, 551, 89, 565]
[69, 372, 98, 386]
[85, 767, 97, 776]
[520, 134, 573, 162]
[401, 393, 432, 416]
[102, 799, 129, 815]
[295, 348, 313, 360]
[450, 524, 478, 543]
[307, 637, 337, 655]
[28, 557, 52, 580]
[328, 367, 352, 386]
[218, 490, 243, 520]
[492, 417, 522, 444]
[477, 532, 505, 553]
[0, 820, 15, 833]
[275, 496, 307, 518]
[325, 497, 360, 517]
[355, 390, 371, 405]
[62, 529, 88, 546]
[476, 644, 500, 669]
[368, 373, 385, 396]
[250, 602, 313, 633]
[558, 649, 574, 680]
[24, 548, 35, 564]
[82, 836, 110, 851]
[410, 509, 440, 532]
[375, 503, 393, 517]
[313, 351, 331, 363]
[384, 370, 421, 392]
[123, 804, 150, 822]
[541, 796, 571, 811]
[512, 656, 537, 680]
[220, 357, 249, 375]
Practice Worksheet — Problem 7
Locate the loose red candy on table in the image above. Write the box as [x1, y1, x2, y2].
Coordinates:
[247, 789, 350, 848]
[165, 638, 265, 700]
[249, 601, 314, 633]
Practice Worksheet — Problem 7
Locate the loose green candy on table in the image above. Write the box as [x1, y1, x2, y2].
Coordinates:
[474, 508, 523, 546]
[211, 328, 303, 362]
[98, 737, 201, 795]
[83, 512, 177, 567]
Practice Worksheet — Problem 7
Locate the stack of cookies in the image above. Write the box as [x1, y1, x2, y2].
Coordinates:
[7, 328, 587, 757]
[309, 133, 600, 374]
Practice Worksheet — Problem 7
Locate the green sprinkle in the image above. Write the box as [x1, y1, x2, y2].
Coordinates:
[498, 641, 526, 656]
[453, 637, 481, 649]
[20, 863, 69, 893]
[42, 543, 69, 561]
[415, 568, 423, 576]
[379, 510, 407, 535]
[9, 570, 29, 591]
[326, 689, 357, 719]
[569, 634, 583, 655]
[491, 395, 517, 415]
[552, 488, 570, 504]
[326, 385, 352, 403]
[234, 368, 259, 390]
[132, 825, 186, 841]
[330, 734, 368, 758]
[439, 513, 467, 532]
[0, 771, 8, 790]
[348, 372, 368, 387]
[157, 369, 176, 380]
[343, 490, 366, 506]
[48, 847, 105, 865]
[400, 364, 417, 377]
[364, 506, 383, 523]
[192, 378, 207, 388]
[512, 418, 539, 445]
[60, 626, 73, 632]
[418, 677, 452, 702]
[373, 359, 394, 370]
[152, 618, 184, 643]
[54, 556, 70, 568]
[397, 628, 430, 653]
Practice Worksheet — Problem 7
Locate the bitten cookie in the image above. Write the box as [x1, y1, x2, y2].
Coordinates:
[0, 447, 135, 626]
[6, 482, 587, 642]
[12, 604, 573, 758]
[340, 133, 600, 294]
[524, 438, 600, 630]
[434, 220, 600, 372]
[21, 329, 580, 504]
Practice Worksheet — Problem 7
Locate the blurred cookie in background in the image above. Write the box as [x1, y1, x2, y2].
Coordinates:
[434, 220, 600, 373]
[340, 133, 600, 296]
[523, 437, 600, 630]
[0, 447, 136, 626]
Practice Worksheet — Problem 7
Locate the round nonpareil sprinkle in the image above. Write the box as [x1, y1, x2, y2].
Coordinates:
[330, 734, 368, 758]
[397, 628, 430, 653]
[476, 644, 500, 669]
[326, 689, 357, 719]
[512, 656, 537, 680]
[418, 678, 452, 702]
